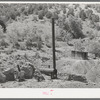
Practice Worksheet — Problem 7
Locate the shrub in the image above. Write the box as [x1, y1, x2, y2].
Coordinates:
[37, 36, 43, 50]
[0, 39, 9, 48]
[56, 28, 73, 43]
[25, 36, 43, 50]
[67, 8, 74, 17]
[46, 11, 52, 19]
[9, 11, 16, 20]
[32, 15, 38, 21]
[56, 29, 66, 41]
[95, 23, 100, 31]
[63, 8, 66, 14]
[79, 10, 87, 21]
[48, 4, 53, 9]
[18, 42, 26, 50]
[57, 16, 65, 28]
[15, 11, 20, 17]
[38, 10, 44, 20]
[43, 9, 48, 16]
[95, 5, 100, 13]
[7, 21, 30, 46]
[23, 10, 28, 16]
[74, 4, 79, 9]
[89, 41, 100, 57]
[34, 9, 39, 15]
[0, 19, 6, 33]
[37, 4, 43, 11]
[28, 5, 34, 14]
[85, 9, 93, 20]
[21, 6, 25, 13]
[63, 15, 84, 39]
[85, 30, 95, 40]
[85, 4, 92, 9]
[25, 39, 33, 50]
[53, 12, 58, 20]
[13, 41, 20, 49]
[0, 15, 9, 23]
[73, 39, 85, 51]
[91, 14, 99, 23]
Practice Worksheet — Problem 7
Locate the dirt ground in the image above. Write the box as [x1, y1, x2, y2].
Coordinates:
[0, 76, 100, 88]
[0, 47, 100, 88]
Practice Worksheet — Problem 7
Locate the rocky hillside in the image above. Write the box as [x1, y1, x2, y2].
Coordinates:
[0, 3, 100, 88]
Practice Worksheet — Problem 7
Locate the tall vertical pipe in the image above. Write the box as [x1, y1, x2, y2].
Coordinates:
[52, 18, 56, 70]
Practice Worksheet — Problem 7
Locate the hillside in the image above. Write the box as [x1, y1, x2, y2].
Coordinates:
[0, 3, 100, 88]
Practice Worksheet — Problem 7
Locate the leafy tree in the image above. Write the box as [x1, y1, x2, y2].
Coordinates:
[63, 15, 84, 39]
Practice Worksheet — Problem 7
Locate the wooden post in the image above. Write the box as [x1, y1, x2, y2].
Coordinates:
[52, 18, 56, 70]
[52, 18, 57, 79]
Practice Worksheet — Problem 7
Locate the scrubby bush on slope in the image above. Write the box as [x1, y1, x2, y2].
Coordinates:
[38, 10, 44, 20]
[79, 10, 87, 21]
[63, 15, 84, 39]
[21, 6, 25, 13]
[85, 9, 99, 23]
[46, 11, 52, 19]
[56, 28, 73, 44]
[67, 8, 74, 17]
[85, 9, 93, 20]
[89, 41, 100, 57]
[95, 23, 100, 31]
[7, 21, 45, 50]
[95, 5, 100, 13]
[90, 14, 99, 23]
[63, 8, 66, 14]
[0, 39, 8, 48]
[27, 5, 34, 14]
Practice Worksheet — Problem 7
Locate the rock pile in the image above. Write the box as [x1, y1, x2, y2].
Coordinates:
[21, 62, 35, 79]
[67, 74, 87, 83]
[0, 54, 45, 83]
[3, 68, 15, 81]
[0, 72, 6, 83]
[71, 60, 100, 83]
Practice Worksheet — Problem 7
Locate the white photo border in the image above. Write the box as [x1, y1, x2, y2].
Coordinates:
[0, 1, 100, 98]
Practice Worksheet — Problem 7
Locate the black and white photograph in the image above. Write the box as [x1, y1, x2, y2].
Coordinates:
[0, 2, 100, 88]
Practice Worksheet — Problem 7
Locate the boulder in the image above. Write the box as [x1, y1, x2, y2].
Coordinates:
[3, 68, 15, 81]
[67, 74, 87, 83]
[72, 60, 93, 75]
[14, 70, 25, 82]
[86, 67, 100, 83]
[21, 62, 35, 79]
[0, 72, 6, 83]
[34, 69, 45, 82]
